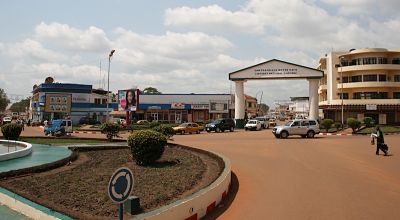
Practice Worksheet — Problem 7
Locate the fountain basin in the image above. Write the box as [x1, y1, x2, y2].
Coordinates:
[0, 140, 32, 162]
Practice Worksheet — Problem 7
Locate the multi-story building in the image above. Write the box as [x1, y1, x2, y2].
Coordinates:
[30, 77, 117, 124]
[245, 95, 258, 118]
[319, 48, 400, 124]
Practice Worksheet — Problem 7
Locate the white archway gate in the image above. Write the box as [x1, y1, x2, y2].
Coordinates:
[229, 59, 324, 128]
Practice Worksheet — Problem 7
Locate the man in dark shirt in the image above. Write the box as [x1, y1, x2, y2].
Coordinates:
[375, 126, 388, 156]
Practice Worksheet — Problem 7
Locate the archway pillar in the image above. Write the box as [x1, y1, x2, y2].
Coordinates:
[308, 79, 319, 120]
[234, 80, 246, 128]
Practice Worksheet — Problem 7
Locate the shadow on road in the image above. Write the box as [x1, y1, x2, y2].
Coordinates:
[202, 171, 239, 220]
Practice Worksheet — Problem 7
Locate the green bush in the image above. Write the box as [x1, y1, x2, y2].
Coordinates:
[363, 117, 373, 127]
[149, 121, 161, 128]
[100, 123, 120, 141]
[1, 123, 23, 140]
[152, 124, 175, 139]
[334, 122, 342, 131]
[321, 119, 334, 132]
[347, 118, 361, 133]
[128, 130, 167, 165]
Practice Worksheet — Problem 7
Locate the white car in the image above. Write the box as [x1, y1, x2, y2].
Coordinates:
[245, 120, 262, 131]
[2, 117, 12, 124]
[255, 117, 269, 129]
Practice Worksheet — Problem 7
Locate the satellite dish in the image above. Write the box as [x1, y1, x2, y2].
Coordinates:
[45, 77, 54, 84]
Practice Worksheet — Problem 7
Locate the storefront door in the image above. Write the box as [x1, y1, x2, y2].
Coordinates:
[151, 112, 158, 121]
[175, 112, 182, 124]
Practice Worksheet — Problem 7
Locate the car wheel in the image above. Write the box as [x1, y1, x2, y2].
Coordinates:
[230, 127, 234, 132]
[216, 127, 221, 133]
[245, 127, 248, 131]
[180, 130, 184, 135]
[197, 130, 200, 134]
[301, 135, 307, 138]
[307, 130, 315, 138]
[221, 129, 225, 132]
[207, 130, 211, 133]
[274, 134, 280, 138]
[280, 131, 289, 139]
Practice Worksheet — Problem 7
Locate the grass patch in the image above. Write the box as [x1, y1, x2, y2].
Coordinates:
[19, 137, 107, 145]
[356, 126, 400, 134]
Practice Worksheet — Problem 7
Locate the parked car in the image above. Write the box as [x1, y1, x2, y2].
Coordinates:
[205, 118, 235, 133]
[173, 123, 202, 134]
[2, 117, 12, 125]
[245, 120, 262, 131]
[44, 119, 73, 136]
[255, 117, 269, 129]
[79, 117, 100, 125]
[272, 119, 320, 138]
[136, 120, 149, 124]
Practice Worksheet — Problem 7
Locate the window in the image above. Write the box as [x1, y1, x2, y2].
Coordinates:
[363, 74, 377, 82]
[379, 75, 387, 82]
[102, 99, 107, 104]
[309, 120, 317, 126]
[342, 76, 349, 83]
[94, 98, 101, 104]
[337, 93, 349, 99]
[378, 57, 388, 64]
[392, 58, 400, 64]
[291, 121, 300, 126]
[351, 75, 362, 82]
[301, 121, 309, 126]
[393, 92, 400, 99]
[394, 75, 400, 82]
[353, 92, 388, 99]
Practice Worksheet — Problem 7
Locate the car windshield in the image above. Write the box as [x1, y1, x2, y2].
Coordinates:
[179, 123, 188, 127]
[255, 118, 265, 121]
[213, 119, 223, 124]
[248, 121, 257, 124]
[285, 120, 293, 126]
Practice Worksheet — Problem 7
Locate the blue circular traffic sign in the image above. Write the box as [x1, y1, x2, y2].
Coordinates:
[108, 167, 134, 204]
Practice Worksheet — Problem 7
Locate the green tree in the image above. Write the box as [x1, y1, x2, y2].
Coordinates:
[321, 119, 334, 132]
[142, 87, 162, 95]
[258, 103, 270, 115]
[0, 88, 10, 112]
[347, 118, 361, 133]
[9, 97, 30, 113]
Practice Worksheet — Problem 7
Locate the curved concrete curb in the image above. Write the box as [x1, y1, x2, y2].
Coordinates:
[0, 140, 32, 162]
[131, 150, 231, 220]
[318, 133, 352, 136]
[0, 187, 72, 220]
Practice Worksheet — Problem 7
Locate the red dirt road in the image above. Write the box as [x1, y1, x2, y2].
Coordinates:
[172, 130, 400, 220]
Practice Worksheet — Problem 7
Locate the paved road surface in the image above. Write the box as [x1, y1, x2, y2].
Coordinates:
[172, 130, 400, 220]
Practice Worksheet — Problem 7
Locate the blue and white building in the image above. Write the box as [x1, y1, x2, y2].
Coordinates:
[30, 79, 117, 124]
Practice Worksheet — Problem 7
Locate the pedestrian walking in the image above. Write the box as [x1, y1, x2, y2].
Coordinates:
[371, 126, 388, 156]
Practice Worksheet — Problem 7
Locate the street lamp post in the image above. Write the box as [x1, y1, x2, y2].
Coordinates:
[255, 91, 263, 116]
[106, 49, 116, 123]
[340, 57, 344, 130]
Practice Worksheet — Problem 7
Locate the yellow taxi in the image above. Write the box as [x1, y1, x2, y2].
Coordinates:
[173, 123, 202, 134]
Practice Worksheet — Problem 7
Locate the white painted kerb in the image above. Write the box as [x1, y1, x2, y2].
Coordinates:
[0, 140, 33, 162]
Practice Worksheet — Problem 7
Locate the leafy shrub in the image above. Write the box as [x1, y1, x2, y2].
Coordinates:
[347, 118, 361, 133]
[334, 122, 342, 131]
[1, 123, 23, 140]
[128, 130, 167, 165]
[152, 124, 175, 139]
[149, 121, 161, 128]
[363, 117, 373, 127]
[321, 119, 334, 132]
[100, 123, 120, 141]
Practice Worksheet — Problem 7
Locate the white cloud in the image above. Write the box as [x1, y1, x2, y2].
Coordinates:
[165, 5, 264, 34]
[0, 39, 66, 62]
[35, 22, 111, 52]
[321, 0, 400, 16]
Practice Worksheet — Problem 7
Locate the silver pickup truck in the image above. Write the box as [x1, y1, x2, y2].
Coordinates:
[272, 119, 320, 138]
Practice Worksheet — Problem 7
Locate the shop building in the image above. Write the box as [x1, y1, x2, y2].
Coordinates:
[136, 94, 233, 123]
[318, 48, 400, 124]
[30, 78, 117, 124]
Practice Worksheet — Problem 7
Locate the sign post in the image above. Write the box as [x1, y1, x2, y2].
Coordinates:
[108, 167, 134, 220]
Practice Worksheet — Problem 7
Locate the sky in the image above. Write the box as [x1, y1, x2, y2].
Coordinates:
[0, 0, 399, 106]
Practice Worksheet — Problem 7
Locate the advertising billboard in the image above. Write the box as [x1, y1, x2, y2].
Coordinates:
[118, 89, 138, 111]
[45, 93, 71, 113]
[209, 100, 229, 113]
